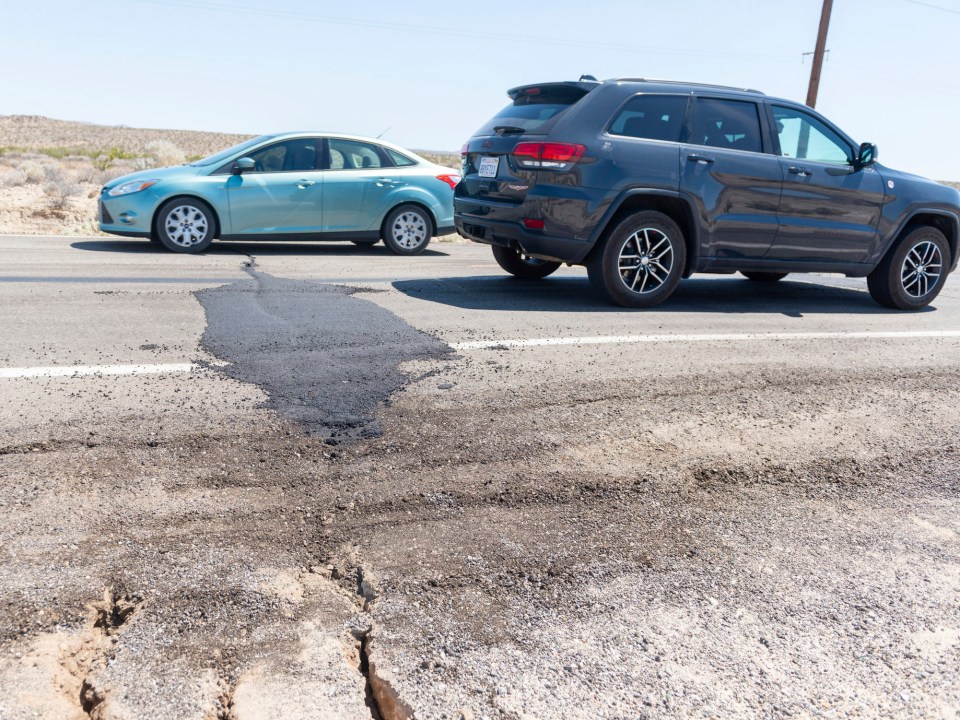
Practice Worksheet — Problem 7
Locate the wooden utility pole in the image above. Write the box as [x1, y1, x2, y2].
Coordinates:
[805, 0, 834, 108]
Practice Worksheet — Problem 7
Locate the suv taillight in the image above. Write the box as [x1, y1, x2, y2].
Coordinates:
[513, 142, 586, 171]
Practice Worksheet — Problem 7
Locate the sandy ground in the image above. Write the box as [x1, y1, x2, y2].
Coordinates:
[0, 237, 958, 719]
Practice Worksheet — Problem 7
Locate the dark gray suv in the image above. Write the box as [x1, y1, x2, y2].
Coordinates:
[455, 78, 960, 309]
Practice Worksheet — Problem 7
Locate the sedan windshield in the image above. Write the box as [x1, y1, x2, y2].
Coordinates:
[190, 135, 275, 167]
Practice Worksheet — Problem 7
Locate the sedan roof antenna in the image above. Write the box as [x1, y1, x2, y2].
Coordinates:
[579, 74, 598, 82]
[376, 127, 391, 139]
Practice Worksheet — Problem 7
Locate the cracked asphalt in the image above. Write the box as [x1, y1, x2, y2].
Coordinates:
[1, 235, 959, 720]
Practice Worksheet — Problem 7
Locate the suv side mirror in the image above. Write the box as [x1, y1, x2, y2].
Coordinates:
[233, 157, 256, 174]
[856, 142, 877, 169]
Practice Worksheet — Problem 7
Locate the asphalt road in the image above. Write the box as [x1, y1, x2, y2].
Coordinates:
[1, 235, 959, 720]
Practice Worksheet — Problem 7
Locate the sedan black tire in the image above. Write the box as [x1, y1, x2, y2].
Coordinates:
[587, 211, 686, 308]
[867, 225, 951, 310]
[153, 198, 216, 254]
[382, 204, 432, 255]
[741, 271, 788, 282]
[491, 245, 562, 279]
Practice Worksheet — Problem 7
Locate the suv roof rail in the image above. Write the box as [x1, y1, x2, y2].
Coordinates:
[614, 78, 765, 95]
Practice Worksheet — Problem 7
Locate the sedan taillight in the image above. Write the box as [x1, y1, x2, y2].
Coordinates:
[436, 174, 461, 190]
[513, 142, 586, 171]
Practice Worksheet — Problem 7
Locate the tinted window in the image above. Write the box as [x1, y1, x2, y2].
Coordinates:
[609, 95, 687, 142]
[328, 139, 386, 170]
[245, 138, 321, 173]
[773, 105, 851, 165]
[473, 86, 591, 136]
[386, 148, 417, 167]
[691, 98, 763, 153]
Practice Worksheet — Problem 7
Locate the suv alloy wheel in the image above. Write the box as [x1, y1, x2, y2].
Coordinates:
[587, 211, 686, 308]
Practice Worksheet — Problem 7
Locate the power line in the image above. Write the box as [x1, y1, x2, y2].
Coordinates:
[903, 0, 960, 15]
[127, 0, 796, 63]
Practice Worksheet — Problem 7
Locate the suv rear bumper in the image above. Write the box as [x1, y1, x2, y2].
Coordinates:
[454, 201, 592, 264]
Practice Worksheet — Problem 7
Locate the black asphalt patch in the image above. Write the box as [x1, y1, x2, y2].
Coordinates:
[196, 266, 451, 442]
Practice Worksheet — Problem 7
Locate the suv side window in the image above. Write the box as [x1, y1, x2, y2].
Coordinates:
[327, 139, 389, 170]
[608, 95, 688, 142]
[690, 98, 763, 153]
[772, 105, 852, 165]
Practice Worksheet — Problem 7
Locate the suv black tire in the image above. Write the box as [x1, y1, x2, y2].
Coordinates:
[587, 211, 686, 308]
[382, 204, 432, 255]
[153, 198, 216, 253]
[491, 246, 561, 279]
[741, 271, 788, 282]
[867, 225, 951, 310]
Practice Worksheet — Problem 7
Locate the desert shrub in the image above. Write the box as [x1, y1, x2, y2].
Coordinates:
[71, 164, 98, 184]
[144, 140, 185, 167]
[17, 160, 47, 184]
[0, 169, 28, 188]
[44, 178, 82, 210]
[96, 167, 128, 185]
[93, 147, 137, 171]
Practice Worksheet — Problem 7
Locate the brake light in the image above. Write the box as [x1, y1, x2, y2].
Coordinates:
[436, 174, 461, 190]
[522, 218, 545, 230]
[513, 142, 586, 171]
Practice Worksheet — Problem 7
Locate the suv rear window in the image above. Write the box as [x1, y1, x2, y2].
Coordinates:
[473, 86, 589, 136]
[608, 95, 688, 142]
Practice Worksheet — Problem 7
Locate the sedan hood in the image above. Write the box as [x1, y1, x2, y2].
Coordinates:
[102, 163, 204, 193]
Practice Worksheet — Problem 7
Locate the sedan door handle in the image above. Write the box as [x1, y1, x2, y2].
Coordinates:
[788, 166, 813, 177]
[375, 177, 399, 187]
[295, 179, 316, 188]
[687, 154, 715, 164]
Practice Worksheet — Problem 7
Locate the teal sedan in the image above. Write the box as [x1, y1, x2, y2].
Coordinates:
[98, 133, 460, 255]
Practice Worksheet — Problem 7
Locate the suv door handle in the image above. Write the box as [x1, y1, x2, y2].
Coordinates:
[788, 166, 813, 177]
[295, 179, 316, 188]
[687, 154, 715, 164]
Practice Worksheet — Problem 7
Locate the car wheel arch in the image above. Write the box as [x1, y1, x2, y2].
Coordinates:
[587, 190, 699, 277]
[152, 194, 222, 239]
[880, 210, 958, 271]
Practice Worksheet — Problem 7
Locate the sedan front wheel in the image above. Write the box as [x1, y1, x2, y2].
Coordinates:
[154, 199, 216, 253]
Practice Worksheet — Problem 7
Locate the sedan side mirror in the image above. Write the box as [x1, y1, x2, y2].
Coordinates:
[233, 157, 256, 175]
[856, 142, 877, 169]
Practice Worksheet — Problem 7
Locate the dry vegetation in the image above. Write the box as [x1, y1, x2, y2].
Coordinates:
[0, 115, 459, 236]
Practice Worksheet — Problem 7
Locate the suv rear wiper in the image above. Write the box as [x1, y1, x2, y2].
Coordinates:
[494, 125, 526, 135]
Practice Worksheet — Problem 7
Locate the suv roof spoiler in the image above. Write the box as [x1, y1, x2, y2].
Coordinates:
[507, 81, 600, 100]
[615, 78, 765, 94]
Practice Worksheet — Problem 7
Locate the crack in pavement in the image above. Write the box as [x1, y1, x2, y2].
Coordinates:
[75, 589, 144, 718]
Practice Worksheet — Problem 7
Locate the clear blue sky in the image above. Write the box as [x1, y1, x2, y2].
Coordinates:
[1, 0, 957, 178]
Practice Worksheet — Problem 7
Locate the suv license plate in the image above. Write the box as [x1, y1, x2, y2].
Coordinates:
[478, 156, 499, 178]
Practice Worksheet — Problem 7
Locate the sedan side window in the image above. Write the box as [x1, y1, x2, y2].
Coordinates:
[246, 139, 321, 173]
[772, 106, 852, 165]
[608, 94, 688, 142]
[690, 98, 763, 153]
[328, 139, 388, 170]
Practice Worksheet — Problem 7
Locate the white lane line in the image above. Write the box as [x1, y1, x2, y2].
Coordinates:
[451, 330, 960, 351]
[0, 363, 205, 379]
